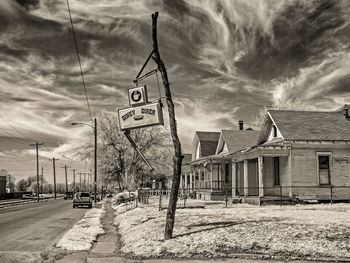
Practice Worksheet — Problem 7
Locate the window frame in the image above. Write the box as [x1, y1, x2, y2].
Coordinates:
[316, 152, 332, 186]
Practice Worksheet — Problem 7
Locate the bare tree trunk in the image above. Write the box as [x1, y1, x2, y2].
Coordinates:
[151, 11, 183, 240]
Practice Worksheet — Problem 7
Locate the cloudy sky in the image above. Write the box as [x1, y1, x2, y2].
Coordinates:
[1, 0, 350, 184]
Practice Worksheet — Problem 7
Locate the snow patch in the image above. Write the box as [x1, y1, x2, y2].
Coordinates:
[113, 199, 350, 259]
[56, 205, 105, 251]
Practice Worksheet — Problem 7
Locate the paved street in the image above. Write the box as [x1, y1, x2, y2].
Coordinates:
[0, 199, 87, 262]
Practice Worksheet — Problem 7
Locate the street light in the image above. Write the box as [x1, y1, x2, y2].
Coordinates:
[71, 118, 98, 204]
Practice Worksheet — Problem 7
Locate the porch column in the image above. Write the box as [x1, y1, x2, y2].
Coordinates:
[288, 148, 293, 197]
[244, 160, 249, 196]
[258, 156, 264, 197]
[190, 171, 193, 191]
[180, 174, 183, 189]
[232, 162, 237, 197]
[210, 159, 213, 191]
[184, 172, 188, 189]
[198, 165, 201, 189]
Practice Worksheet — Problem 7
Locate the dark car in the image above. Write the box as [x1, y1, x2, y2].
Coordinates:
[64, 191, 74, 200]
[73, 192, 92, 208]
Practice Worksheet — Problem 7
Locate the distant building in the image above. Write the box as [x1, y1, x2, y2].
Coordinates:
[0, 176, 6, 199]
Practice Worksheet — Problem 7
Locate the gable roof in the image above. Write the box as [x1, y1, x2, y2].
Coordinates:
[196, 131, 221, 142]
[219, 130, 260, 153]
[266, 110, 350, 141]
[196, 131, 220, 157]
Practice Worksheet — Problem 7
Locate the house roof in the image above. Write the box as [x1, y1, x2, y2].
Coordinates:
[196, 131, 221, 142]
[196, 131, 220, 157]
[220, 130, 260, 153]
[268, 110, 350, 141]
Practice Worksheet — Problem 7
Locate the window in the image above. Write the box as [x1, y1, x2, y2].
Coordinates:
[318, 155, 330, 185]
[273, 157, 280, 185]
[201, 171, 204, 181]
[273, 125, 277, 138]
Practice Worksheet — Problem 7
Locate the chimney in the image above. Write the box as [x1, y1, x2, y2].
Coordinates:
[345, 108, 350, 120]
[238, 120, 244, 130]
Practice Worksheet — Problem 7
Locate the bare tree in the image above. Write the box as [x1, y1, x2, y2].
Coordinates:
[77, 111, 173, 190]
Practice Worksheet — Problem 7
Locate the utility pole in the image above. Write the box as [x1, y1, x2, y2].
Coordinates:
[30, 142, 44, 202]
[79, 173, 82, 192]
[83, 173, 86, 192]
[88, 171, 90, 192]
[94, 117, 97, 204]
[50, 158, 58, 199]
[61, 165, 69, 193]
[152, 12, 183, 240]
[72, 169, 76, 192]
[41, 166, 44, 196]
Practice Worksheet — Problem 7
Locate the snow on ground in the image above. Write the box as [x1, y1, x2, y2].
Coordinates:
[56, 205, 105, 251]
[113, 198, 350, 259]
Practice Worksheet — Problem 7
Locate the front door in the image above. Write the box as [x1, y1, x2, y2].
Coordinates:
[248, 159, 259, 196]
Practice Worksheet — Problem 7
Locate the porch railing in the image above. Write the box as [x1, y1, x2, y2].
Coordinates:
[194, 180, 231, 190]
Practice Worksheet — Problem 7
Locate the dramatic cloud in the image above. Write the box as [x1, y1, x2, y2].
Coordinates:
[0, 0, 349, 182]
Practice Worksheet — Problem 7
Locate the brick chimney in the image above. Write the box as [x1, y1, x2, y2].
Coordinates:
[238, 120, 243, 130]
[344, 108, 350, 120]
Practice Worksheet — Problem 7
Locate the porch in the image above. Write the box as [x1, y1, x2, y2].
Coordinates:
[231, 144, 292, 200]
[189, 155, 232, 200]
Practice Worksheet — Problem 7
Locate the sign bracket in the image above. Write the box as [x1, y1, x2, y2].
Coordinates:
[124, 130, 154, 171]
[134, 50, 154, 83]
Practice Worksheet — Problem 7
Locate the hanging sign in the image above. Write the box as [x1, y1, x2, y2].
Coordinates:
[128, 85, 148, 107]
[118, 102, 164, 131]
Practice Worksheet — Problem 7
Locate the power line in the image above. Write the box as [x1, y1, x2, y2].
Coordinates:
[0, 115, 36, 142]
[0, 132, 29, 146]
[66, 0, 93, 124]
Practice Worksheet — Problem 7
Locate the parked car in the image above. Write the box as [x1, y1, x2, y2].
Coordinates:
[90, 192, 100, 201]
[73, 192, 92, 208]
[64, 191, 74, 200]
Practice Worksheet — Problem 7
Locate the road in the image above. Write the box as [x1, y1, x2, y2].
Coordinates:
[0, 199, 87, 262]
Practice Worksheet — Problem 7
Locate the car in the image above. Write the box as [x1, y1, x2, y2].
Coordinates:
[73, 192, 92, 208]
[64, 191, 74, 200]
[90, 192, 100, 201]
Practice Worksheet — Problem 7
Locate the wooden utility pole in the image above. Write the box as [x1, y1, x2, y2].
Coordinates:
[72, 169, 76, 191]
[41, 166, 44, 196]
[62, 165, 70, 193]
[152, 12, 183, 240]
[50, 158, 58, 199]
[30, 142, 44, 202]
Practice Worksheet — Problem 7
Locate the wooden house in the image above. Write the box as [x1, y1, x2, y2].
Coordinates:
[231, 107, 350, 204]
[189, 123, 259, 200]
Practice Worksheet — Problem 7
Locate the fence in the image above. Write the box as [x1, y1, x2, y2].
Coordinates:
[138, 185, 350, 208]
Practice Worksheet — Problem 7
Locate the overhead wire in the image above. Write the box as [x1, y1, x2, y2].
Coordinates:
[66, 0, 93, 124]
[0, 114, 36, 141]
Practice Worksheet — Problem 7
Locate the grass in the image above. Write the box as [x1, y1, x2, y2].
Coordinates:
[113, 198, 350, 260]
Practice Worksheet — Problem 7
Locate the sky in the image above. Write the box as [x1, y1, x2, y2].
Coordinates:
[0, 0, 350, 184]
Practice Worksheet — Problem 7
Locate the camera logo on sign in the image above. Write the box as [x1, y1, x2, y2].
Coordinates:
[129, 85, 148, 107]
[131, 90, 142, 102]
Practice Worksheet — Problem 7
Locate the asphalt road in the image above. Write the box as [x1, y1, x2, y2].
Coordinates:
[0, 199, 87, 262]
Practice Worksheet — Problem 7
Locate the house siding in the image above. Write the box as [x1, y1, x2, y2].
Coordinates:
[291, 146, 350, 200]
[264, 156, 290, 196]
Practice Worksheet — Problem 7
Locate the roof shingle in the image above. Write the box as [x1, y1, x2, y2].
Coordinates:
[269, 110, 350, 141]
[221, 130, 260, 153]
